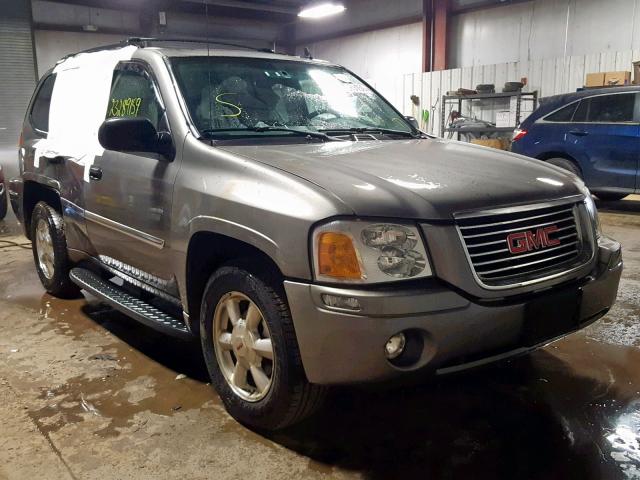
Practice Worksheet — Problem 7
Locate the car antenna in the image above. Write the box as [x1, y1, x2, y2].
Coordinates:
[303, 47, 313, 60]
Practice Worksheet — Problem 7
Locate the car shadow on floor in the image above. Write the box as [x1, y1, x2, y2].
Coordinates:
[596, 197, 640, 216]
[81, 303, 210, 383]
[269, 355, 632, 480]
[79, 301, 632, 480]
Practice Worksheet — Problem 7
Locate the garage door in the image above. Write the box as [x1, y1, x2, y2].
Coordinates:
[0, 0, 36, 148]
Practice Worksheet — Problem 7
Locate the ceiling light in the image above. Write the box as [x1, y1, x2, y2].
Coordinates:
[298, 2, 346, 19]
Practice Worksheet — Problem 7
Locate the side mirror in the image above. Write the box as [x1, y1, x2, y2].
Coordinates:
[405, 116, 420, 130]
[98, 117, 173, 159]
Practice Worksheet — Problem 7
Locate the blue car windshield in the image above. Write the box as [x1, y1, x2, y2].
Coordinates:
[170, 56, 413, 137]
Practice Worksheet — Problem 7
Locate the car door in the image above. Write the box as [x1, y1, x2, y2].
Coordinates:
[568, 92, 640, 192]
[84, 60, 180, 285]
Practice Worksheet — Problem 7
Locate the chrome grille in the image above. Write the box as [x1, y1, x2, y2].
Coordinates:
[456, 201, 585, 287]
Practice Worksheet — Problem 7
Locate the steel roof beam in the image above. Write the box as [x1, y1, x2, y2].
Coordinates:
[181, 0, 299, 15]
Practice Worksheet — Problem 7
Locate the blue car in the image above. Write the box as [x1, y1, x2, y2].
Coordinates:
[511, 86, 640, 201]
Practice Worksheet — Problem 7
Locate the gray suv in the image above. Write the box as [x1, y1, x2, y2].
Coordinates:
[10, 39, 622, 430]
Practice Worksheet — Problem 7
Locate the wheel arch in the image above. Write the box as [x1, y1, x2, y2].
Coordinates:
[22, 180, 62, 240]
[536, 152, 583, 173]
[185, 227, 285, 337]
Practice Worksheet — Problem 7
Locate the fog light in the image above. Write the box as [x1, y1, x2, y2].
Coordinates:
[385, 333, 406, 359]
[321, 294, 361, 311]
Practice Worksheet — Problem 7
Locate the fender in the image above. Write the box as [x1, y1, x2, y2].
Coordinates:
[188, 215, 280, 263]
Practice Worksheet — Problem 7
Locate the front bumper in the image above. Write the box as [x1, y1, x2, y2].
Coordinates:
[285, 235, 622, 385]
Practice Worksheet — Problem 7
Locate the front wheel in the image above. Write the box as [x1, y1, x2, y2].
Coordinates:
[595, 192, 627, 202]
[30, 202, 79, 298]
[200, 264, 326, 430]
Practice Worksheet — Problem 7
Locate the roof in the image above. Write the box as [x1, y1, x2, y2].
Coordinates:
[522, 85, 640, 125]
[540, 85, 640, 106]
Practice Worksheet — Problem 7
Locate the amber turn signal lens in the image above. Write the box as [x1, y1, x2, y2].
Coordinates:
[317, 232, 362, 280]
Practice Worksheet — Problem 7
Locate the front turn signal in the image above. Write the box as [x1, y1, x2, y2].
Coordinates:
[317, 232, 363, 280]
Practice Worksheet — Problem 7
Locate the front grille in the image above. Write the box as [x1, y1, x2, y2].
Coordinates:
[456, 201, 586, 287]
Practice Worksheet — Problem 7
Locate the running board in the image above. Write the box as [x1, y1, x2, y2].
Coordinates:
[70, 267, 192, 340]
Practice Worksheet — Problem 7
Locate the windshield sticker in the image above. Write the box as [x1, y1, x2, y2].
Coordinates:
[109, 97, 142, 117]
[215, 93, 242, 117]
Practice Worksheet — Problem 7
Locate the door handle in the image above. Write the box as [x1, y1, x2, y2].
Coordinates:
[89, 166, 103, 181]
[40, 155, 66, 164]
[568, 129, 588, 137]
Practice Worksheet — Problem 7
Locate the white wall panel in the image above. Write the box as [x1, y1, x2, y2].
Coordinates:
[34, 30, 125, 76]
[302, 22, 423, 85]
[449, 0, 640, 68]
[393, 47, 640, 137]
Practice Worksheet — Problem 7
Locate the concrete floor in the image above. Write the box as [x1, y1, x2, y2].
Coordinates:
[0, 198, 639, 480]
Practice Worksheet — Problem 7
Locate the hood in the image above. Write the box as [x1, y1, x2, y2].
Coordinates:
[219, 138, 583, 220]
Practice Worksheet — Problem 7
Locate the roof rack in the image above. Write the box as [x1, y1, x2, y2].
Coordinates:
[57, 40, 132, 63]
[126, 37, 275, 54]
[57, 36, 278, 64]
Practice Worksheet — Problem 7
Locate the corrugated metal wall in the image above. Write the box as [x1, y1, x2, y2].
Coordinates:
[0, 0, 36, 148]
[383, 48, 640, 137]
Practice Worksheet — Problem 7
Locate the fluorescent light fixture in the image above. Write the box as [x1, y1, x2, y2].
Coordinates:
[298, 2, 346, 18]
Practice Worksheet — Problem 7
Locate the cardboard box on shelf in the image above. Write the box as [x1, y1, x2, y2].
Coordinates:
[585, 72, 605, 87]
[471, 138, 509, 150]
[604, 71, 631, 86]
[495, 111, 511, 128]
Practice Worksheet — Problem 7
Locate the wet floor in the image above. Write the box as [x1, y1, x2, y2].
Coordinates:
[1, 198, 640, 479]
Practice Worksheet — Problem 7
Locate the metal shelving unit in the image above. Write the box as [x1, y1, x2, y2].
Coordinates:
[441, 90, 538, 140]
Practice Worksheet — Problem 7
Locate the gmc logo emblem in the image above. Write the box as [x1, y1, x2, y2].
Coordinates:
[507, 226, 560, 254]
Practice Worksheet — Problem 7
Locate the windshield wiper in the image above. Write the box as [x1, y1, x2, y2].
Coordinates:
[319, 127, 421, 138]
[200, 127, 345, 142]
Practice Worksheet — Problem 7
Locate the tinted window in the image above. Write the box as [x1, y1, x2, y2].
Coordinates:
[106, 63, 164, 129]
[573, 99, 588, 122]
[30, 74, 56, 133]
[587, 94, 635, 122]
[545, 102, 578, 122]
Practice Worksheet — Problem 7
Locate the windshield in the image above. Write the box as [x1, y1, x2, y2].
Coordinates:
[170, 56, 414, 138]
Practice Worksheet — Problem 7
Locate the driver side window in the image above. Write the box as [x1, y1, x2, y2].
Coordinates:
[106, 63, 165, 130]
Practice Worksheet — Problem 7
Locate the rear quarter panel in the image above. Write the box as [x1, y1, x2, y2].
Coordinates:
[512, 121, 593, 180]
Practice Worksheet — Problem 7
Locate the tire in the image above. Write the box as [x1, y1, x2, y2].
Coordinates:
[200, 263, 326, 430]
[0, 187, 7, 220]
[503, 81, 524, 92]
[545, 157, 582, 178]
[30, 202, 80, 298]
[595, 192, 627, 202]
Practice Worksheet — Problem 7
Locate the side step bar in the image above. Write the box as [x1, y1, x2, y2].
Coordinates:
[70, 267, 193, 341]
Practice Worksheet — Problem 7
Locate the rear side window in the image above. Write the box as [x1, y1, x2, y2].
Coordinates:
[30, 74, 56, 134]
[106, 63, 164, 129]
[545, 102, 578, 122]
[587, 94, 635, 123]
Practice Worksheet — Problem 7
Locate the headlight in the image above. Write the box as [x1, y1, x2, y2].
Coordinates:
[312, 220, 432, 283]
[580, 184, 602, 238]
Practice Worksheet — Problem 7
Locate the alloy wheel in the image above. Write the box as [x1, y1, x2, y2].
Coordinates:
[213, 291, 275, 402]
[35, 219, 55, 280]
